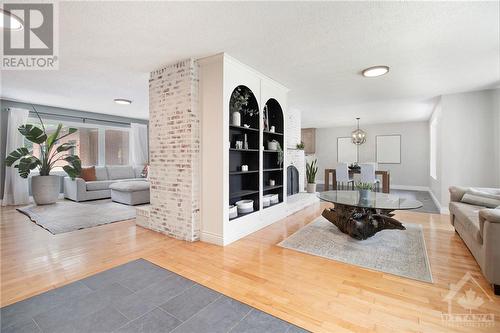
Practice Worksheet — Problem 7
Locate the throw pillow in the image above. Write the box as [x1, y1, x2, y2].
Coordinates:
[141, 164, 149, 178]
[461, 189, 500, 208]
[80, 166, 97, 182]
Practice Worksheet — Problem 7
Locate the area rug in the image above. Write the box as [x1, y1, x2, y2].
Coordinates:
[278, 216, 433, 283]
[17, 200, 137, 234]
[0, 259, 308, 333]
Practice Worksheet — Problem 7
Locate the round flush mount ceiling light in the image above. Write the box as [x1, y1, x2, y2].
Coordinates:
[0, 8, 24, 31]
[114, 98, 132, 105]
[362, 65, 390, 78]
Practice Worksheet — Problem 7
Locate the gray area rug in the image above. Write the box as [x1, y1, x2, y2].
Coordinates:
[278, 216, 433, 283]
[0, 259, 308, 333]
[17, 200, 137, 234]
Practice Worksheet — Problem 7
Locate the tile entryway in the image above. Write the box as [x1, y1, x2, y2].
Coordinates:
[0, 259, 308, 333]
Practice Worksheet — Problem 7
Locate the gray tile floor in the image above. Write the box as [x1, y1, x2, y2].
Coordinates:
[316, 185, 440, 214]
[1, 259, 308, 333]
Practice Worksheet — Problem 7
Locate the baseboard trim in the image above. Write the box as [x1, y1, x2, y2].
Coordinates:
[390, 185, 430, 191]
[200, 231, 224, 246]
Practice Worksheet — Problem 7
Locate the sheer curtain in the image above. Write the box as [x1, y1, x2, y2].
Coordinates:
[129, 123, 148, 166]
[2, 108, 30, 206]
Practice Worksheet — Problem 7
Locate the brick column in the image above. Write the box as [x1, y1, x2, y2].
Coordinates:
[147, 59, 200, 241]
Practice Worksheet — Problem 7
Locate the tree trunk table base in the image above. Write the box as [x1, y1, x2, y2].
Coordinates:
[321, 204, 406, 240]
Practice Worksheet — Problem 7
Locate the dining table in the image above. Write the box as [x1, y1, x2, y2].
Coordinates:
[324, 168, 391, 193]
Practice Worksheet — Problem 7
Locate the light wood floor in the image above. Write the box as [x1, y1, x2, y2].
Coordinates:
[1, 202, 499, 332]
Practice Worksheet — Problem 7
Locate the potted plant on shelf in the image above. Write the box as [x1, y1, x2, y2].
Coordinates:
[268, 139, 283, 167]
[306, 159, 318, 193]
[230, 86, 258, 127]
[5, 109, 82, 205]
[296, 141, 305, 150]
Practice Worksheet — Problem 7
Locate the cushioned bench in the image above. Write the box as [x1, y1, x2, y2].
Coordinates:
[109, 181, 150, 206]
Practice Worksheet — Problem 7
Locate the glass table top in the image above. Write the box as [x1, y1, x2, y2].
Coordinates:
[318, 190, 423, 210]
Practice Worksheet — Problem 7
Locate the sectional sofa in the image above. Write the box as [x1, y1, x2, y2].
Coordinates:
[449, 186, 500, 295]
[64, 165, 147, 202]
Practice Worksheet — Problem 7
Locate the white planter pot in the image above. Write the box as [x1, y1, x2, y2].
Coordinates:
[306, 183, 317, 193]
[232, 111, 241, 127]
[32, 175, 60, 205]
[267, 141, 278, 151]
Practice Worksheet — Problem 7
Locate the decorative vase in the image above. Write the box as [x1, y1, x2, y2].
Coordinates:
[232, 111, 241, 127]
[306, 183, 317, 193]
[359, 189, 371, 201]
[31, 175, 60, 205]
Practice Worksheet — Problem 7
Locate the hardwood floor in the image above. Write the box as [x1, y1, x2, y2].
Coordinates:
[1, 201, 499, 332]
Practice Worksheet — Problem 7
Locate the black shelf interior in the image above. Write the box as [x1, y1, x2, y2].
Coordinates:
[262, 98, 284, 205]
[229, 85, 260, 214]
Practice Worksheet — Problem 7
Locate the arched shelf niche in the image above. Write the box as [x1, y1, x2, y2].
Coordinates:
[228, 85, 260, 218]
[262, 98, 284, 206]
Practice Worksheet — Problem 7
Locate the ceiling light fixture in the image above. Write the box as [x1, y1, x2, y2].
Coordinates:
[0, 8, 23, 31]
[351, 117, 366, 145]
[114, 98, 132, 105]
[362, 65, 389, 78]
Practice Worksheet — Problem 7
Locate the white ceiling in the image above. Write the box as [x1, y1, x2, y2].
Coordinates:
[1, 1, 498, 128]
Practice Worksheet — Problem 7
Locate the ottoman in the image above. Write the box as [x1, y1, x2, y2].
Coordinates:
[109, 181, 150, 205]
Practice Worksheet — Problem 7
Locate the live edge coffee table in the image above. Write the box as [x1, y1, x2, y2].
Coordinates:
[319, 190, 422, 240]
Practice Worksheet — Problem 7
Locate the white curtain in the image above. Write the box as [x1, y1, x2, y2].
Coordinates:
[129, 123, 148, 166]
[2, 108, 30, 206]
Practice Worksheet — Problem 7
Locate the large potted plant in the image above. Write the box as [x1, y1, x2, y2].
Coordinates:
[5, 109, 82, 205]
[306, 159, 318, 193]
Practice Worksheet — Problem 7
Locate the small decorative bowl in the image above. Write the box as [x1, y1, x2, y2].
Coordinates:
[229, 205, 238, 219]
[235, 199, 254, 214]
[263, 194, 279, 205]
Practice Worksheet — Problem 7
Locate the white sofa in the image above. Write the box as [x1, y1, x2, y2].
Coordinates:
[64, 165, 147, 202]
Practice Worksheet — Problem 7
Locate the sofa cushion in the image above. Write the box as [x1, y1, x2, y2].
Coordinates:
[133, 166, 143, 178]
[94, 166, 108, 181]
[86, 180, 115, 191]
[109, 181, 149, 192]
[106, 166, 135, 180]
[450, 202, 483, 243]
[461, 188, 500, 208]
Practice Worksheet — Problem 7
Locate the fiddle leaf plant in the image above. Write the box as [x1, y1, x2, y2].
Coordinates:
[4, 107, 82, 179]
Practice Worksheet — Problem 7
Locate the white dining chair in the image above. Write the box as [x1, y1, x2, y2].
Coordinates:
[336, 163, 354, 190]
[360, 163, 380, 191]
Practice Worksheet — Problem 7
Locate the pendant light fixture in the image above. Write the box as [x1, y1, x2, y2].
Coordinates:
[351, 117, 366, 145]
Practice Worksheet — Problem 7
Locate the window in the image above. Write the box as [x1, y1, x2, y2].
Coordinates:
[430, 117, 437, 180]
[25, 116, 131, 169]
[105, 129, 129, 165]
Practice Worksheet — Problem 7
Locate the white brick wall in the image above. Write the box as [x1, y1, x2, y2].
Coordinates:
[286, 108, 305, 191]
[147, 59, 201, 241]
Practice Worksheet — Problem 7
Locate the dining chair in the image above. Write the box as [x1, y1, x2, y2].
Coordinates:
[360, 163, 380, 191]
[336, 162, 354, 190]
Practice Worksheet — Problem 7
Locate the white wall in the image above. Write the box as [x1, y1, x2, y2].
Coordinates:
[430, 88, 500, 212]
[315, 121, 429, 188]
[286, 108, 306, 190]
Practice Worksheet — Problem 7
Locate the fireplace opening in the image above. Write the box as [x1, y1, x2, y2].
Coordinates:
[287, 165, 299, 196]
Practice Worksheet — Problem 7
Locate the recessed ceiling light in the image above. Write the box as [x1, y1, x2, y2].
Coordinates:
[114, 98, 132, 105]
[362, 66, 390, 78]
[0, 8, 23, 31]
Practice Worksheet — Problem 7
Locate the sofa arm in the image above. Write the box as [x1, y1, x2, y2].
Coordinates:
[64, 177, 86, 202]
[479, 208, 500, 224]
[449, 186, 469, 202]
